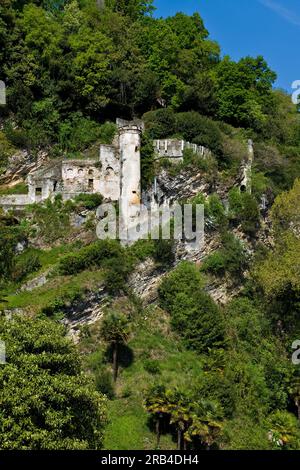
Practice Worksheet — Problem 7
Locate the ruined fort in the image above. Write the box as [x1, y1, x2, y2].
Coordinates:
[0, 119, 213, 214]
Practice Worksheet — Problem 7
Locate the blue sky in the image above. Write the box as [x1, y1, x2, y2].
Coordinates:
[153, 0, 300, 92]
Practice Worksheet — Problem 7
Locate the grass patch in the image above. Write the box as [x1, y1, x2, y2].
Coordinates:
[0, 182, 28, 195]
[1, 268, 104, 313]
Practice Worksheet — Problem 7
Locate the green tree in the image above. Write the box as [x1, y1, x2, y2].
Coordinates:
[100, 310, 131, 381]
[144, 385, 171, 448]
[0, 316, 107, 449]
[159, 262, 225, 353]
[216, 55, 277, 130]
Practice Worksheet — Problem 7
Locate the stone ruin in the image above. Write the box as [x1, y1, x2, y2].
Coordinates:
[0, 119, 212, 215]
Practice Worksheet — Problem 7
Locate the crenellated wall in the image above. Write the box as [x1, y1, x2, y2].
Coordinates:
[153, 139, 212, 161]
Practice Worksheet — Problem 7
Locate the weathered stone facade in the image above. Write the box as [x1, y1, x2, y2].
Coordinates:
[153, 139, 212, 162]
[0, 119, 211, 217]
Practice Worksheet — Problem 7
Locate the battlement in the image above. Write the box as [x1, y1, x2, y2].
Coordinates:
[153, 139, 212, 161]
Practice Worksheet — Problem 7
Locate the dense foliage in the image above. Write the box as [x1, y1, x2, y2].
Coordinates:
[0, 316, 107, 449]
[0, 0, 299, 180]
[0, 0, 300, 452]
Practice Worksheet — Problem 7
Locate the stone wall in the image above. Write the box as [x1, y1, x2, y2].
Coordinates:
[153, 139, 212, 161]
[61, 159, 101, 195]
[99, 145, 120, 201]
[0, 194, 30, 211]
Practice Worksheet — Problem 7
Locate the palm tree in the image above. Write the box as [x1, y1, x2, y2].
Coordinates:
[167, 389, 193, 450]
[145, 385, 171, 448]
[100, 310, 130, 382]
[267, 410, 300, 449]
[185, 400, 223, 450]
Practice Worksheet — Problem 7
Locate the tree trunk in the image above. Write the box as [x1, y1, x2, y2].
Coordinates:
[177, 429, 182, 450]
[156, 418, 161, 448]
[113, 342, 118, 382]
[183, 438, 187, 450]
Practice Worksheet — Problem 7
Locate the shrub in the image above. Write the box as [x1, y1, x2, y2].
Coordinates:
[143, 108, 176, 139]
[94, 366, 115, 399]
[200, 251, 227, 275]
[143, 359, 161, 375]
[207, 193, 227, 228]
[229, 188, 260, 236]
[176, 112, 223, 157]
[58, 240, 124, 275]
[153, 239, 175, 268]
[128, 239, 155, 262]
[220, 133, 247, 169]
[201, 233, 247, 277]
[170, 289, 225, 353]
[158, 261, 204, 312]
[141, 133, 155, 189]
[58, 113, 111, 151]
[29, 197, 71, 243]
[103, 256, 133, 294]
[182, 148, 211, 172]
[240, 193, 260, 235]
[13, 252, 41, 282]
[0, 130, 16, 172]
[74, 193, 103, 210]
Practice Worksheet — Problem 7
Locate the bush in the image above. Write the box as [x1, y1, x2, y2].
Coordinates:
[207, 193, 227, 228]
[0, 130, 16, 172]
[229, 188, 260, 236]
[143, 108, 176, 139]
[103, 256, 133, 294]
[158, 261, 204, 312]
[201, 233, 247, 277]
[94, 366, 115, 399]
[143, 359, 161, 375]
[182, 148, 212, 172]
[141, 133, 155, 189]
[58, 113, 111, 152]
[29, 196, 71, 243]
[58, 240, 124, 275]
[13, 252, 41, 282]
[153, 239, 175, 268]
[200, 251, 226, 275]
[171, 289, 225, 353]
[74, 193, 103, 210]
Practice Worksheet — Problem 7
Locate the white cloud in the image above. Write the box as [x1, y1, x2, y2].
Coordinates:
[259, 0, 300, 26]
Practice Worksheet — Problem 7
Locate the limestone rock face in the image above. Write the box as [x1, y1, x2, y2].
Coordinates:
[128, 259, 166, 304]
[0, 150, 48, 184]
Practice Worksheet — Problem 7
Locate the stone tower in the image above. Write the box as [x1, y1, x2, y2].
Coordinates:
[118, 120, 143, 240]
